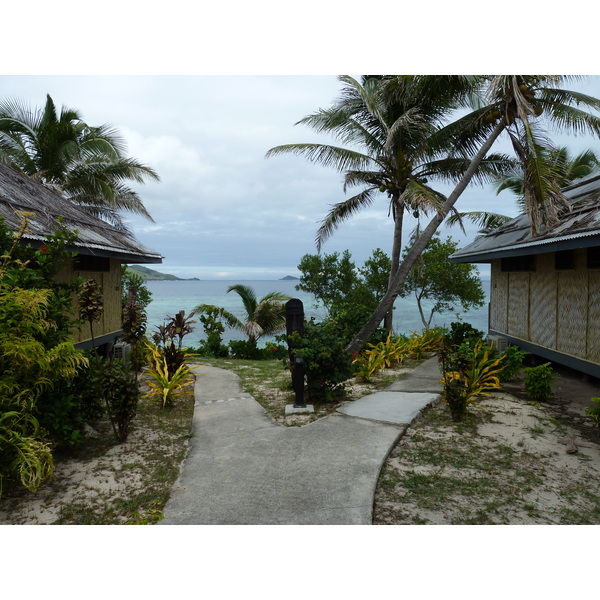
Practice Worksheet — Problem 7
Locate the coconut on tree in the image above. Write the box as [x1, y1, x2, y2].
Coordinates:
[266, 75, 511, 331]
[0, 94, 159, 232]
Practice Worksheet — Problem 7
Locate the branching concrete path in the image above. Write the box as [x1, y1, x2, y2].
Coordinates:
[160, 358, 441, 525]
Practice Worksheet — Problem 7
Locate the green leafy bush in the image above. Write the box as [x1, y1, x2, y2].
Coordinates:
[197, 307, 229, 357]
[121, 265, 153, 308]
[442, 322, 484, 349]
[586, 397, 600, 430]
[228, 339, 265, 360]
[289, 318, 356, 402]
[1, 216, 88, 493]
[99, 359, 140, 441]
[524, 362, 556, 401]
[497, 345, 529, 382]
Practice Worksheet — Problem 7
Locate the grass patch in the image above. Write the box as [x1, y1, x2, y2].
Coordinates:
[373, 399, 574, 525]
[194, 356, 416, 425]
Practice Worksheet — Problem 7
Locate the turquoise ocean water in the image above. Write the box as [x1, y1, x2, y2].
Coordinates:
[144, 278, 491, 348]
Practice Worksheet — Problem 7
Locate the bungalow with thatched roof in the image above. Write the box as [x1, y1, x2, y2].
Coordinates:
[451, 173, 600, 378]
[0, 162, 163, 349]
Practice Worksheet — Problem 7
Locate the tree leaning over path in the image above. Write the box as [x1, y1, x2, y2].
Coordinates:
[266, 76, 510, 330]
[399, 234, 485, 330]
[0, 94, 159, 232]
[446, 145, 600, 235]
[346, 75, 600, 354]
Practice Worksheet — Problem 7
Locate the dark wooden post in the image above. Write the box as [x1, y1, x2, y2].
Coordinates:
[285, 299, 305, 408]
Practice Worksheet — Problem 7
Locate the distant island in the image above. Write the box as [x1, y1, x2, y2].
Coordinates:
[280, 275, 299, 280]
[126, 265, 200, 281]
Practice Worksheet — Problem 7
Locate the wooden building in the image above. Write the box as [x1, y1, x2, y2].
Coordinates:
[0, 162, 162, 349]
[451, 173, 600, 378]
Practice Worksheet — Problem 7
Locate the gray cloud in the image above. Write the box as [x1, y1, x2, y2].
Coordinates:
[2, 75, 600, 279]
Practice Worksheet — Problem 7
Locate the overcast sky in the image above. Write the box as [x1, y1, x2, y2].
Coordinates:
[3, 75, 600, 279]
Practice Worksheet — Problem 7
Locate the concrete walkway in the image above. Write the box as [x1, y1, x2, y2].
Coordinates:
[160, 357, 442, 525]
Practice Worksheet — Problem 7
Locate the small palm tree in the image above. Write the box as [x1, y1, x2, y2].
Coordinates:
[195, 284, 290, 346]
[0, 94, 159, 232]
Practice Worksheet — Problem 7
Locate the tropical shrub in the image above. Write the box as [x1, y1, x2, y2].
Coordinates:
[121, 294, 149, 372]
[524, 362, 556, 401]
[354, 333, 409, 381]
[78, 278, 104, 349]
[353, 329, 444, 382]
[228, 339, 265, 360]
[152, 310, 197, 377]
[439, 339, 506, 421]
[1, 217, 89, 493]
[354, 348, 387, 382]
[497, 345, 529, 383]
[407, 328, 444, 359]
[443, 322, 485, 349]
[144, 343, 195, 408]
[197, 306, 229, 357]
[287, 318, 356, 402]
[99, 359, 140, 441]
[0, 411, 54, 495]
[121, 265, 153, 308]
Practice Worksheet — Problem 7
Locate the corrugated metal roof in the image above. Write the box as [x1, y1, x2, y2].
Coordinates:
[451, 173, 600, 263]
[0, 162, 163, 264]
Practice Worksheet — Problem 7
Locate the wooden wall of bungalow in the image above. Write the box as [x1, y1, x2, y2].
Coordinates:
[489, 246, 600, 374]
[56, 255, 123, 347]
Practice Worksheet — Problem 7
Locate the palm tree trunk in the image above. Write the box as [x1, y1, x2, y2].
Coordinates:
[347, 121, 506, 355]
[384, 198, 404, 331]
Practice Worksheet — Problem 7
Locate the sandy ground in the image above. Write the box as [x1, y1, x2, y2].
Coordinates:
[0, 391, 193, 525]
[2, 361, 600, 525]
[374, 364, 600, 524]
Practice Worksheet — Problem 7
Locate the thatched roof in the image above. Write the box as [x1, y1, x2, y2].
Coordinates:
[0, 162, 162, 264]
[452, 173, 600, 263]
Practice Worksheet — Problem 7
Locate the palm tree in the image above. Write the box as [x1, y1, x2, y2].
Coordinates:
[266, 75, 509, 330]
[195, 284, 290, 346]
[347, 75, 600, 354]
[447, 145, 600, 235]
[0, 94, 159, 232]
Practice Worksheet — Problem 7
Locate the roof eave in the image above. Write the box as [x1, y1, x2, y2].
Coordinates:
[22, 235, 164, 264]
[451, 231, 600, 263]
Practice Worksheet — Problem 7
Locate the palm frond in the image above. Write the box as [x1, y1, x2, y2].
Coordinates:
[227, 284, 258, 321]
[265, 143, 374, 173]
[316, 188, 377, 251]
[446, 211, 513, 234]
